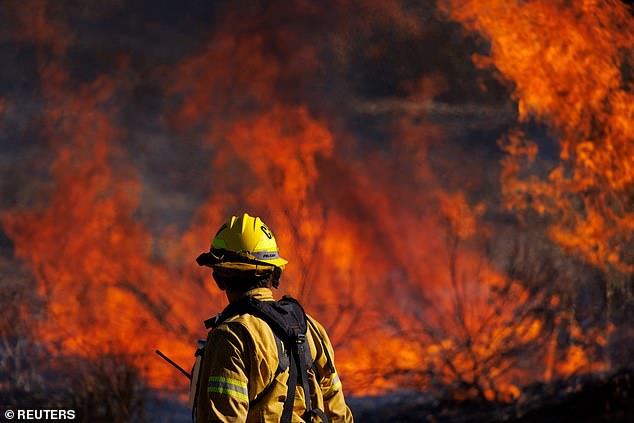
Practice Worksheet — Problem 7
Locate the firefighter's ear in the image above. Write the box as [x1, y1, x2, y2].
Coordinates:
[212, 271, 227, 291]
[271, 267, 282, 289]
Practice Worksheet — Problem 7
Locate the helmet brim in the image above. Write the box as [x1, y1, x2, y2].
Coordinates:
[197, 251, 288, 269]
[261, 256, 288, 267]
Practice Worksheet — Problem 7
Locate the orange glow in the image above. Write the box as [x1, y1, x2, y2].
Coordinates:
[442, 0, 634, 272]
[2, 0, 626, 405]
[1, 64, 206, 390]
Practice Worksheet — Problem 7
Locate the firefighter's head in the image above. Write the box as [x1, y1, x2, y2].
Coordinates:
[196, 213, 287, 293]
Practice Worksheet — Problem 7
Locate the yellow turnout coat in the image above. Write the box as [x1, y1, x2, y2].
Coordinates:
[195, 288, 354, 422]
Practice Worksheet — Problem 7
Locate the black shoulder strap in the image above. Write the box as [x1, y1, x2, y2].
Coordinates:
[306, 317, 336, 374]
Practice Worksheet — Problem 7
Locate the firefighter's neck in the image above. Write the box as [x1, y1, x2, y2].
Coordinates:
[226, 290, 245, 303]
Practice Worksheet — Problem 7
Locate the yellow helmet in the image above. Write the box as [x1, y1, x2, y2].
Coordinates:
[196, 213, 288, 272]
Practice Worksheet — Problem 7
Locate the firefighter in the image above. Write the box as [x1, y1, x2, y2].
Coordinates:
[193, 212, 354, 422]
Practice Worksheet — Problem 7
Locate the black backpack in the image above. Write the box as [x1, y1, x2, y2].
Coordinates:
[197, 296, 330, 423]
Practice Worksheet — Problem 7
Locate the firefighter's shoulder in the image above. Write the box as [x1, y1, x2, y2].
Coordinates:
[208, 312, 279, 363]
[305, 314, 338, 375]
[306, 314, 334, 349]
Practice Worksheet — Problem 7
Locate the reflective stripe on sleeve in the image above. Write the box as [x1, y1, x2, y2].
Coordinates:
[323, 374, 342, 399]
[207, 376, 249, 402]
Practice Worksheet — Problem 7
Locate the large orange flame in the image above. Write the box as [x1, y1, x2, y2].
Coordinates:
[442, 0, 634, 272]
[1, 0, 628, 405]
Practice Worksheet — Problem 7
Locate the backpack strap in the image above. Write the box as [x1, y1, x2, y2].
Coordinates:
[295, 333, 314, 422]
[306, 318, 336, 374]
[280, 342, 299, 422]
[242, 298, 315, 422]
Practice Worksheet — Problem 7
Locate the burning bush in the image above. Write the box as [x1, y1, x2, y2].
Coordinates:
[0, 0, 632, 420]
[0, 258, 151, 422]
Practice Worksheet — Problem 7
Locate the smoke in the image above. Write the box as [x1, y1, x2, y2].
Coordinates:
[1, 0, 629, 400]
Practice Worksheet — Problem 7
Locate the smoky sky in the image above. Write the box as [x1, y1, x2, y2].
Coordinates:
[0, 0, 518, 241]
[3, 0, 632, 398]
